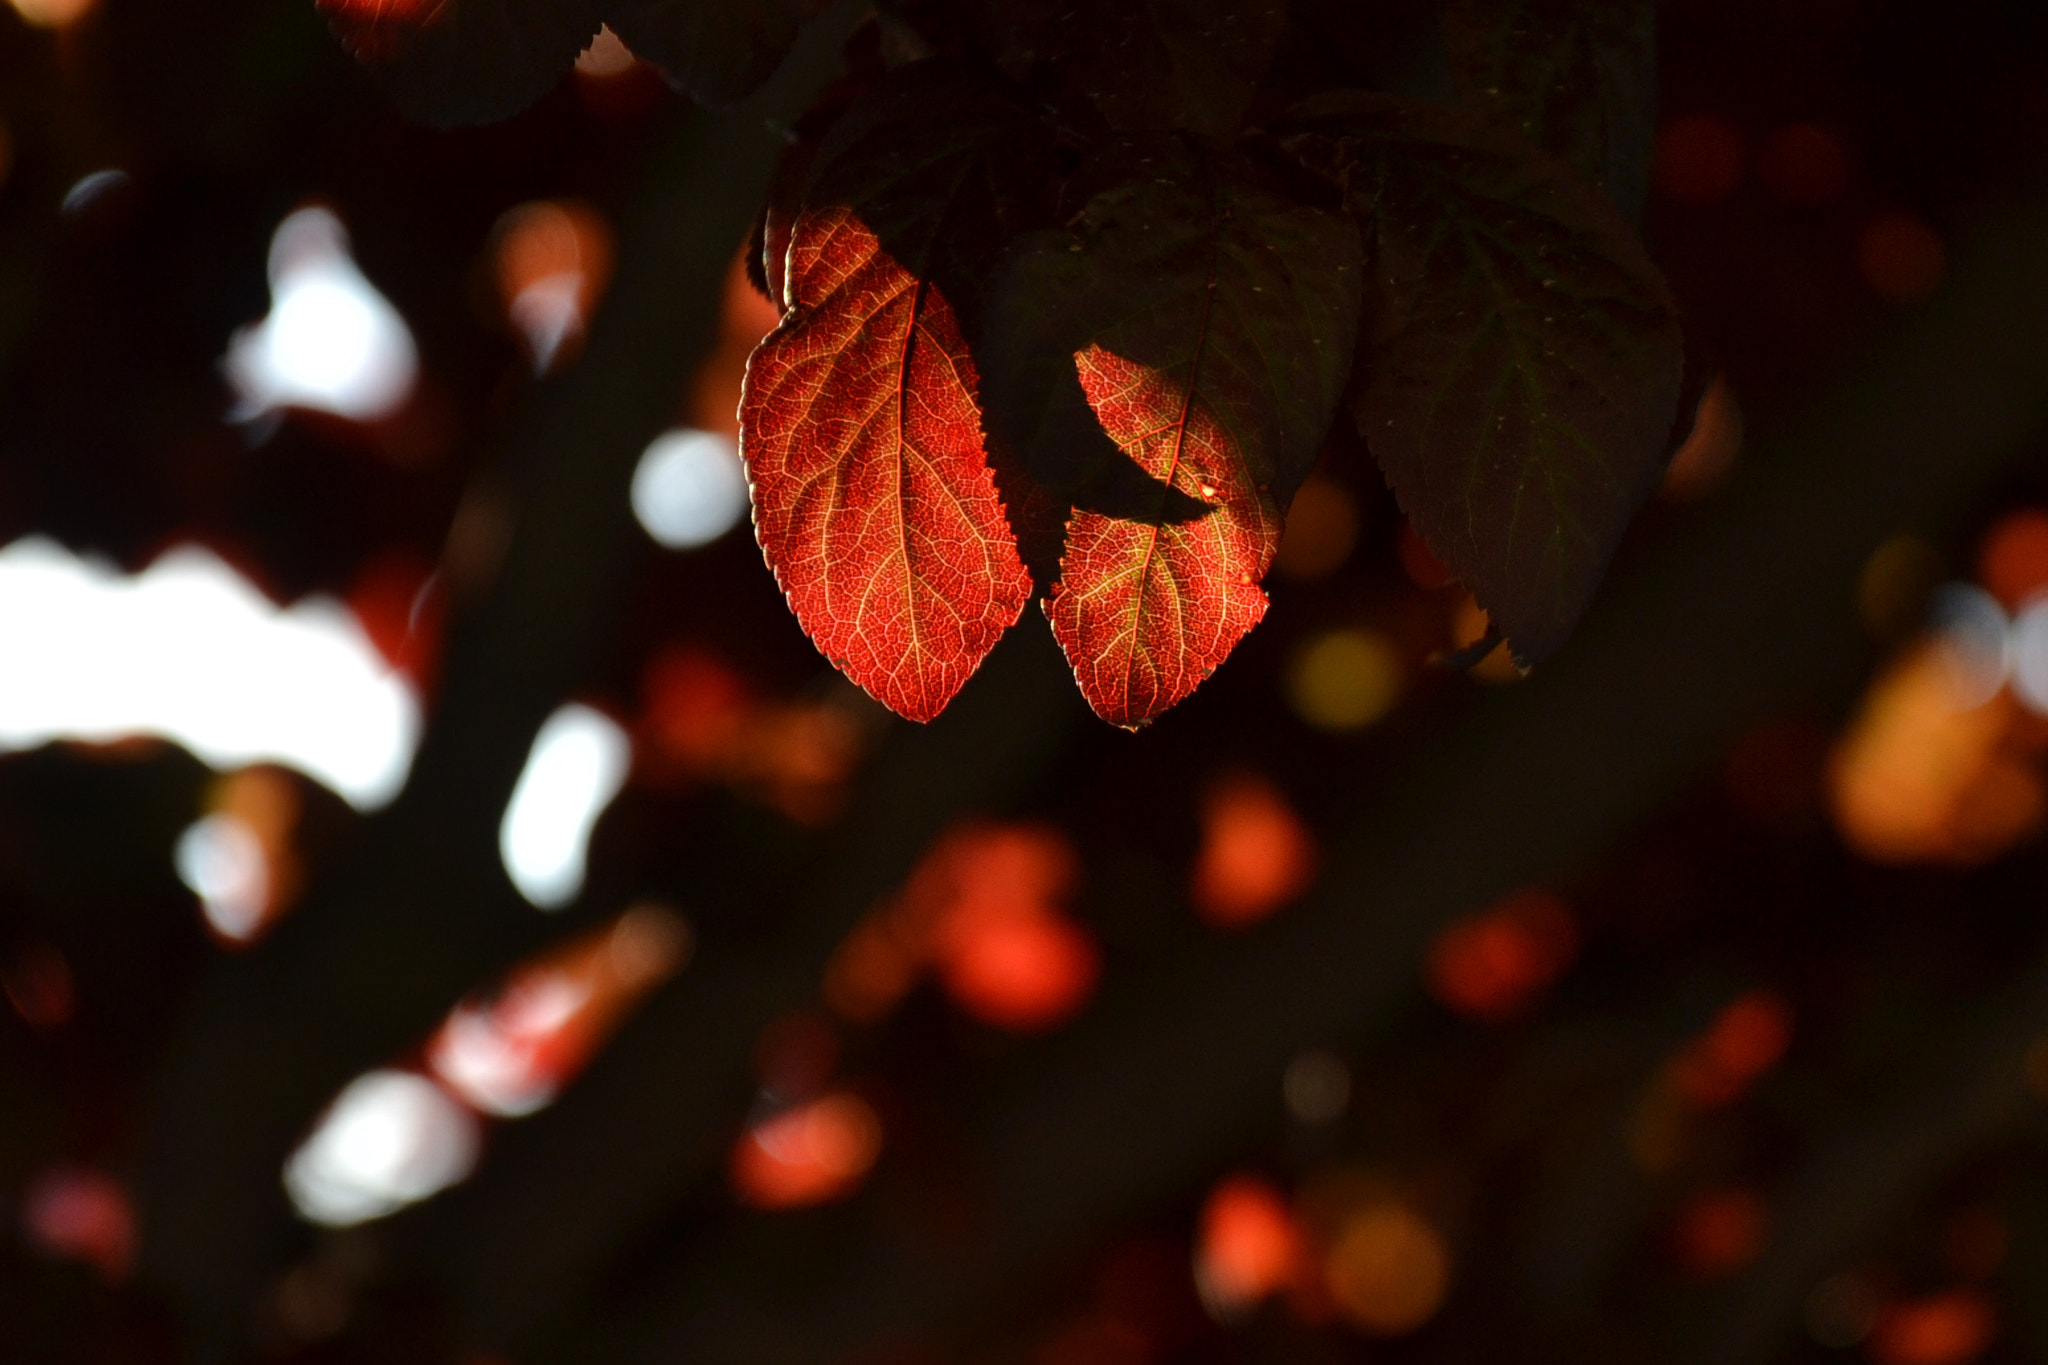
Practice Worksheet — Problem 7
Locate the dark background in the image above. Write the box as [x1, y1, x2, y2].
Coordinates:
[1, 0, 2048, 1362]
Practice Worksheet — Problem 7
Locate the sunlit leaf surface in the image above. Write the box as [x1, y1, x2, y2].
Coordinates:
[741, 207, 1028, 722]
[740, 68, 1053, 720]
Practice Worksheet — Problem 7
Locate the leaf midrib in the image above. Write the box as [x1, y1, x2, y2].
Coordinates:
[1120, 208, 1221, 681]
[876, 155, 989, 685]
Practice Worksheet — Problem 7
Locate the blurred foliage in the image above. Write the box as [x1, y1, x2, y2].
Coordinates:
[1, 1, 2048, 1364]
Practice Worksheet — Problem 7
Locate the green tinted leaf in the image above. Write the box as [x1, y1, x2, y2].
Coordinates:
[1290, 94, 1682, 664]
[1443, 0, 1658, 222]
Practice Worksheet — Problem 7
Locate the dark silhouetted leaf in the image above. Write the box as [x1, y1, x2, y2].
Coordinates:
[745, 39, 884, 308]
[1290, 93, 1682, 664]
[318, 0, 824, 125]
[739, 67, 1042, 721]
[791, 63, 1070, 576]
[1282, 0, 1453, 102]
[994, 141, 1360, 726]
[609, 0, 831, 107]
[1071, 0, 1288, 137]
[750, 121, 822, 312]
[960, 0, 1287, 139]
[798, 63, 1052, 320]
[317, 0, 602, 125]
[1443, 0, 1658, 222]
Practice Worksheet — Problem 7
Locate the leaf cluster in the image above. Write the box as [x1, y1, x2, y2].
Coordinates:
[326, 0, 1683, 725]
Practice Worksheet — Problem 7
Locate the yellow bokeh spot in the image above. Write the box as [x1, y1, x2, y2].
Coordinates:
[1323, 1203, 1452, 1335]
[1287, 629, 1403, 730]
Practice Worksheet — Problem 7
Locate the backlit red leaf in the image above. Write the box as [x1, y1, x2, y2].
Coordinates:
[1048, 345, 1275, 728]
[994, 141, 1360, 725]
[739, 67, 1050, 721]
[740, 205, 1029, 722]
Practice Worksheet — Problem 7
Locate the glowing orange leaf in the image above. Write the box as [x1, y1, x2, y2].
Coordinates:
[741, 208, 1030, 722]
[1047, 345, 1277, 727]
